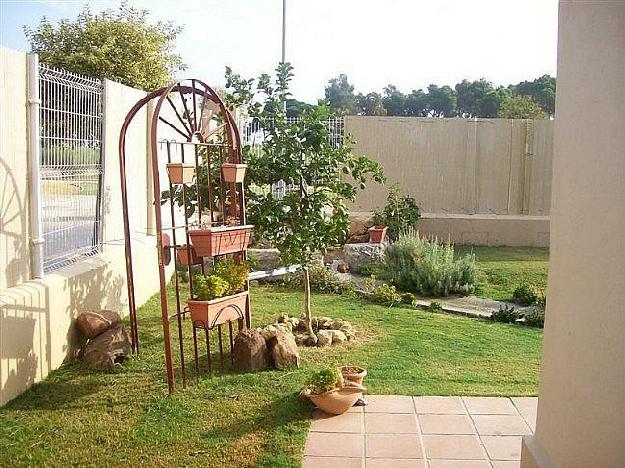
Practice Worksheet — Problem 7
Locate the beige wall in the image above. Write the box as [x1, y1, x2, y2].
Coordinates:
[347, 116, 554, 215]
[521, 2, 625, 467]
[0, 47, 30, 290]
[0, 50, 165, 406]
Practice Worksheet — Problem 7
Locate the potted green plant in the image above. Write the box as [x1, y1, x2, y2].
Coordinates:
[187, 257, 250, 328]
[221, 163, 247, 183]
[340, 365, 367, 386]
[166, 163, 196, 185]
[303, 367, 365, 415]
[188, 220, 253, 257]
[368, 225, 388, 243]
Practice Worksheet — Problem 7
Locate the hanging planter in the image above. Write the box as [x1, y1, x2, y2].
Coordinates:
[187, 291, 248, 328]
[221, 163, 247, 183]
[188, 224, 253, 257]
[166, 163, 195, 185]
[175, 245, 202, 266]
[368, 225, 388, 243]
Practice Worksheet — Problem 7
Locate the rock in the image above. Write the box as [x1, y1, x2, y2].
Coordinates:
[82, 324, 132, 371]
[344, 243, 386, 273]
[267, 329, 300, 369]
[260, 324, 278, 341]
[347, 233, 370, 244]
[288, 317, 300, 329]
[317, 317, 332, 329]
[303, 333, 318, 346]
[294, 333, 307, 346]
[329, 329, 348, 344]
[348, 211, 375, 238]
[76, 310, 122, 340]
[248, 248, 281, 270]
[323, 246, 344, 264]
[316, 330, 332, 347]
[232, 329, 270, 372]
[276, 313, 289, 323]
[337, 262, 349, 273]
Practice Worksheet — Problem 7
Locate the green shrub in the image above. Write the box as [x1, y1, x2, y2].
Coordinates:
[401, 292, 417, 306]
[382, 230, 476, 297]
[491, 304, 520, 323]
[285, 264, 354, 295]
[428, 300, 443, 312]
[213, 256, 250, 295]
[193, 274, 229, 301]
[359, 261, 386, 278]
[524, 308, 545, 328]
[373, 183, 421, 240]
[370, 283, 402, 305]
[512, 282, 544, 306]
[305, 367, 343, 394]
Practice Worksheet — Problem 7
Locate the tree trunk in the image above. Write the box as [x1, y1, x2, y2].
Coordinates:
[303, 266, 315, 338]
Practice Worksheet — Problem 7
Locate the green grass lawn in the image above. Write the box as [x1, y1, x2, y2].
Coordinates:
[456, 246, 550, 301]
[0, 283, 542, 467]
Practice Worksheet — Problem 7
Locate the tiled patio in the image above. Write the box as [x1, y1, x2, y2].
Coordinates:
[303, 396, 537, 468]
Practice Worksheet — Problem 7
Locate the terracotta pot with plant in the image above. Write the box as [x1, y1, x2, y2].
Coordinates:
[187, 257, 249, 328]
[221, 163, 247, 183]
[303, 367, 365, 415]
[166, 163, 196, 185]
[368, 225, 387, 243]
[340, 366, 368, 386]
[188, 222, 253, 257]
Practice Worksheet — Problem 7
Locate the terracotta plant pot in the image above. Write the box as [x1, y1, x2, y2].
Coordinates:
[187, 291, 248, 328]
[309, 383, 366, 415]
[166, 163, 195, 185]
[175, 245, 202, 266]
[340, 366, 367, 386]
[188, 225, 253, 257]
[368, 225, 388, 243]
[221, 163, 247, 183]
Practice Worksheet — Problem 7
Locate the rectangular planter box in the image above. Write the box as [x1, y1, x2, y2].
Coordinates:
[188, 225, 253, 257]
[175, 245, 202, 266]
[187, 291, 248, 328]
[166, 163, 195, 185]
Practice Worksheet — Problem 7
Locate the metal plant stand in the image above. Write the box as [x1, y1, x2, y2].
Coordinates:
[118, 79, 252, 394]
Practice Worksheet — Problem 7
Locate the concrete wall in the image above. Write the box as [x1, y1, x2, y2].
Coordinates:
[0, 49, 164, 406]
[521, 2, 625, 467]
[346, 116, 553, 246]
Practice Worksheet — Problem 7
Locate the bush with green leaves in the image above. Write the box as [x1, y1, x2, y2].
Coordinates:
[213, 257, 250, 295]
[524, 308, 545, 328]
[359, 261, 387, 278]
[491, 304, 521, 323]
[305, 367, 343, 394]
[401, 292, 417, 307]
[428, 300, 443, 312]
[192, 274, 229, 301]
[363, 276, 401, 305]
[512, 282, 544, 306]
[284, 264, 355, 295]
[382, 230, 476, 297]
[373, 183, 421, 240]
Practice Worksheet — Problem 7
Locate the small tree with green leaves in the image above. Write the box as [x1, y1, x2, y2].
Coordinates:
[225, 63, 385, 340]
[25, 2, 185, 90]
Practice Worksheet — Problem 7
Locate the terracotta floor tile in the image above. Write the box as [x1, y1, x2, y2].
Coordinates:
[463, 397, 518, 415]
[302, 456, 363, 468]
[481, 435, 523, 460]
[365, 458, 426, 468]
[422, 434, 486, 460]
[305, 432, 364, 458]
[472, 415, 532, 436]
[365, 433, 423, 458]
[346, 405, 365, 413]
[428, 460, 491, 468]
[510, 397, 537, 431]
[311, 410, 363, 433]
[418, 414, 476, 434]
[491, 461, 521, 468]
[365, 413, 418, 433]
[365, 395, 415, 413]
[413, 396, 466, 415]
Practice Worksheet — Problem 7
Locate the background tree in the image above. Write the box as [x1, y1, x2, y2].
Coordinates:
[405, 89, 428, 116]
[382, 84, 407, 116]
[498, 94, 547, 119]
[226, 64, 385, 341]
[512, 74, 556, 116]
[24, 2, 185, 90]
[455, 79, 503, 117]
[286, 98, 314, 118]
[426, 84, 457, 117]
[324, 74, 359, 115]
[357, 92, 386, 116]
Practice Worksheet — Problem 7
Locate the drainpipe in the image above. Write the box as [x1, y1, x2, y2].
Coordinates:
[27, 53, 44, 278]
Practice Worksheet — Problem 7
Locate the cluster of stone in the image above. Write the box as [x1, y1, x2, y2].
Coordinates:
[75, 310, 132, 371]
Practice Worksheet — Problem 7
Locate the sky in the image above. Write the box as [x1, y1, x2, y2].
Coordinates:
[0, 0, 558, 102]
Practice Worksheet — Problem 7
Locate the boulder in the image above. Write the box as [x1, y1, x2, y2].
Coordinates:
[316, 330, 333, 347]
[76, 309, 122, 340]
[344, 243, 386, 273]
[323, 246, 344, 264]
[329, 329, 348, 344]
[248, 248, 281, 271]
[260, 324, 278, 341]
[232, 329, 270, 372]
[82, 324, 132, 371]
[337, 262, 350, 273]
[348, 212, 375, 239]
[267, 329, 300, 370]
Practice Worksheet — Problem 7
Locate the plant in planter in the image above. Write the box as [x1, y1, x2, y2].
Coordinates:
[188, 220, 253, 257]
[224, 63, 384, 343]
[373, 183, 421, 241]
[303, 367, 365, 415]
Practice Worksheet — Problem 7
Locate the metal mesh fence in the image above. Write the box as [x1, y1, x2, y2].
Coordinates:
[39, 64, 104, 272]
